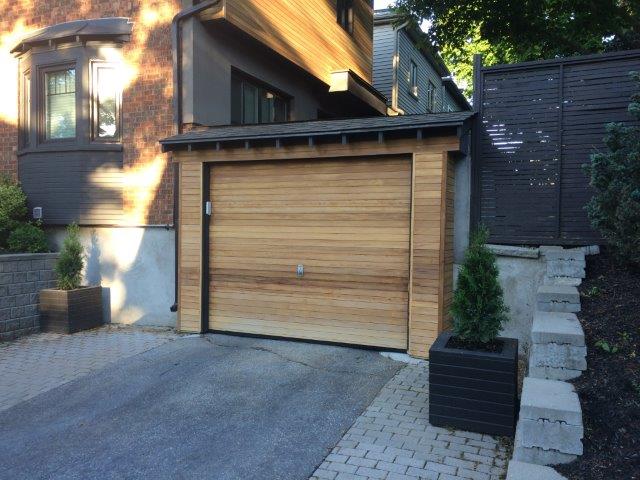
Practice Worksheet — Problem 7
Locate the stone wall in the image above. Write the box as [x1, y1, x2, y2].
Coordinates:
[0, 253, 58, 341]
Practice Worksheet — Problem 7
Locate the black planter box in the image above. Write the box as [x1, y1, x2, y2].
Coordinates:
[40, 286, 103, 334]
[429, 331, 518, 437]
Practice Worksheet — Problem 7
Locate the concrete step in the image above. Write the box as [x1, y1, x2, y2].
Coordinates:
[507, 460, 567, 480]
[520, 377, 582, 425]
[530, 343, 587, 371]
[531, 312, 584, 346]
[536, 285, 580, 313]
[514, 377, 583, 466]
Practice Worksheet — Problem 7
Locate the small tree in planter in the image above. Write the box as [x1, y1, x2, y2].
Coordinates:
[40, 224, 103, 333]
[451, 227, 508, 346]
[429, 227, 518, 437]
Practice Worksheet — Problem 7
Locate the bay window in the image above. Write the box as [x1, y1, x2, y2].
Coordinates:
[44, 68, 76, 140]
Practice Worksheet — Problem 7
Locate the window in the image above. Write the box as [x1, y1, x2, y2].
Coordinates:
[45, 68, 76, 140]
[409, 61, 418, 97]
[426, 81, 436, 112]
[20, 72, 30, 147]
[337, 0, 354, 34]
[231, 73, 289, 125]
[92, 62, 120, 140]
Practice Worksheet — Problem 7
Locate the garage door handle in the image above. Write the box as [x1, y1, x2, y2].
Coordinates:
[205, 201, 212, 216]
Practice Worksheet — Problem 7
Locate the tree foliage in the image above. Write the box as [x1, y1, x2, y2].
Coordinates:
[585, 72, 640, 268]
[55, 224, 84, 290]
[450, 227, 508, 344]
[393, 0, 640, 96]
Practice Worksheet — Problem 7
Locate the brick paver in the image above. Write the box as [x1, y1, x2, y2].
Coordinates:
[0, 326, 175, 412]
[311, 363, 510, 480]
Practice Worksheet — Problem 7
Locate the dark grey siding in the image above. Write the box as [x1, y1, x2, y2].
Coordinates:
[18, 150, 123, 225]
[388, 29, 463, 114]
[475, 50, 640, 245]
[372, 23, 395, 102]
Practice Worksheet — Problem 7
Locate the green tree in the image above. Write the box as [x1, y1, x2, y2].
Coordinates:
[392, 0, 639, 96]
[450, 227, 508, 344]
[55, 224, 84, 290]
[584, 72, 640, 267]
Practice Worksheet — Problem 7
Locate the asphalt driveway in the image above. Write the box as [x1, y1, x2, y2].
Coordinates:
[0, 333, 402, 480]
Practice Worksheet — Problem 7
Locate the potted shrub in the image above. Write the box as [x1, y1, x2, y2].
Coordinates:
[429, 228, 518, 436]
[40, 224, 103, 333]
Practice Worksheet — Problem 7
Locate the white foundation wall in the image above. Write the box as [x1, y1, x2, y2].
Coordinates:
[48, 227, 176, 328]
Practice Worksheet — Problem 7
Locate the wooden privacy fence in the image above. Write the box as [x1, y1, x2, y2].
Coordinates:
[472, 50, 640, 245]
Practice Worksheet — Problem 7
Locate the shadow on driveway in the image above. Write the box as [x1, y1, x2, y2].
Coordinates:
[0, 334, 402, 480]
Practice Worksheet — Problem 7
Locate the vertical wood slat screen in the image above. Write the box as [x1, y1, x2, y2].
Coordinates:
[475, 51, 640, 245]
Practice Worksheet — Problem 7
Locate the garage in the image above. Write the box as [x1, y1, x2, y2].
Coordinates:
[161, 113, 472, 358]
[209, 157, 411, 348]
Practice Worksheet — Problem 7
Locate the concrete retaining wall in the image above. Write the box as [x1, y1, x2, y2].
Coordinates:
[48, 226, 176, 328]
[0, 253, 58, 340]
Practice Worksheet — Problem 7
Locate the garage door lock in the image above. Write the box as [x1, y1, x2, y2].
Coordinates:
[296, 264, 304, 277]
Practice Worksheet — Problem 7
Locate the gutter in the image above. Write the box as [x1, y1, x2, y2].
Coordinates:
[170, 0, 222, 313]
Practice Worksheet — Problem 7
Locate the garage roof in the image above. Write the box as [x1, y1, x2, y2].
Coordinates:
[160, 112, 474, 151]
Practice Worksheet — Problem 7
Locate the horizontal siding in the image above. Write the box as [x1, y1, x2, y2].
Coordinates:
[372, 23, 395, 102]
[223, 0, 373, 85]
[18, 150, 123, 225]
[396, 30, 446, 114]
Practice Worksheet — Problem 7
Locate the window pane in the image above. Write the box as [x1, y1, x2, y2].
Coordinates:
[45, 69, 75, 139]
[274, 97, 287, 122]
[242, 83, 258, 124]
[21, 73, 30, 147]
[96, 66, 117, 138]
[259, 90, 274, 124]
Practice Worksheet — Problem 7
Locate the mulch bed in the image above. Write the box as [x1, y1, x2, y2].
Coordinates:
[556, 250, 640, 480]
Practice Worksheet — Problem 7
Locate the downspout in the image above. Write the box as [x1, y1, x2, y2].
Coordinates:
[170, 0, 222, 313]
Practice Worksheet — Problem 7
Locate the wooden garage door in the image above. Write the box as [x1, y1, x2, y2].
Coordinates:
[208, 157, 411, 349]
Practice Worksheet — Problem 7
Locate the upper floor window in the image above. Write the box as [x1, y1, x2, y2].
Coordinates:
[231, 72, 290, 125]
[426, 80, 436, 112]
[409, 61, 418, 97]
[45, 68, 76, 140]
[92, 62, 120, 140]
[337, 0, 354, 34]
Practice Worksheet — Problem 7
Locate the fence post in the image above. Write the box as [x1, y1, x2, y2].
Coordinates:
[470, 54, 483, 231]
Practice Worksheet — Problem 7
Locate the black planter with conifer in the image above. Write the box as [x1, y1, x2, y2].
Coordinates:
[429, 228, 518, 437]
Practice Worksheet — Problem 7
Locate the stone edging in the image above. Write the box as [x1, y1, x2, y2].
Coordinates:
[507, 246, 592, 479]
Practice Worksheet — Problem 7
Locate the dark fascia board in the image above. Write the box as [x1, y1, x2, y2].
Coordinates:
[11, 17, 133, 54]
[160, 111, 475, 151]
[483, 48, 640, 72]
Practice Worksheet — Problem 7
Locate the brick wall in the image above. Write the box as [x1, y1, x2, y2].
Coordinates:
[0, 0, 181, 225]
[0, 253, 58, 340]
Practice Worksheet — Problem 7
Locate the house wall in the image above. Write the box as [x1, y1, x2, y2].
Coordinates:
[182, 20, 327, 126]
[372, 23, 395, 102]
[48, 226, 175, 327]
[1, 0, 179, 225]
[372, 23, 464, 114]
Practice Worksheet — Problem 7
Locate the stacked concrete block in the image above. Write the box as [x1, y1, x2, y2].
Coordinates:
[541, 247, 586, 286]
[507, 460, 567, 480]
[514, 378, 583, 465]
[529, 311, 587, 380]
[0, 253, 59, 341]
[536, 284, 581, 313]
